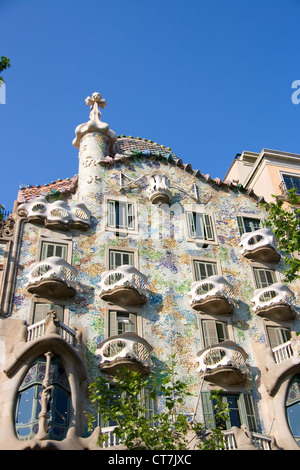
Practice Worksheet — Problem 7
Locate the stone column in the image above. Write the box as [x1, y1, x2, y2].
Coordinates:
[73, 92, 117, 209]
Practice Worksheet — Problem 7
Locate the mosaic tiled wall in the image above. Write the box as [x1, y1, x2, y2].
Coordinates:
[11, 152, 300, 431]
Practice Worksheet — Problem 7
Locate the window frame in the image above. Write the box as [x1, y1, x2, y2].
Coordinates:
[105, 246, 138, 271]
[192, 257, 221, 281]
[201, 318, 229, 348]
[252, 265, 278, 289]
[184, 206, 217, 244]
[37, 231, 72, 264]
[105, 305, 141, 339]
[281, 172, 300, 195]
[236, 214, 263, 236]
[29, 299, 68, 325]
[105, 196, 138, 235]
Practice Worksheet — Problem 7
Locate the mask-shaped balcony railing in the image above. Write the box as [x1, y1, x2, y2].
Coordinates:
[189, 275, 235, 314]
[98, 265, 147, 305]
[195, 340, 248, 386]
[95, 332, 153, 376]
[26, 256, 78, 298]
[18, 197, 91, 231]
[146, 172, 172, 205]
[239, 228, 280, 263]
[251, 282, 296, 321]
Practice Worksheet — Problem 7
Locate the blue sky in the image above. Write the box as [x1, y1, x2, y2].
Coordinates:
[1, 0, 300, 212]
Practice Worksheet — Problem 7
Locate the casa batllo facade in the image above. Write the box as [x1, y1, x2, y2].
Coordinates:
[0, 93, 299, 450]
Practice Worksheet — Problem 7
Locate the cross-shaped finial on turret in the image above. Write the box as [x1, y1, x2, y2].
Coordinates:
[85, 92, 107, 122]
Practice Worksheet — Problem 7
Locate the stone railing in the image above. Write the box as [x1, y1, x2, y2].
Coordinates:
[190, 275, 235, 314]
[239, 228, 280, 262]
[251, 283, 296, 320]
[26, 256, 78, 298]
[98, 265, 147, 305]
[26, 317, 77, 346]
[272, 340, 294, 364]
[18, 196, 91, 230]
[96, 332, 153, 375]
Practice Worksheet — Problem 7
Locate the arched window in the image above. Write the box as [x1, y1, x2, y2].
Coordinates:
[286, 375, 300, 447]
[15, 354, 70, 441]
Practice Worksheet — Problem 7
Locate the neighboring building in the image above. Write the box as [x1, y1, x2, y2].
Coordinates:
[224, 148, 300, 203]
[0, 93, 299, 450]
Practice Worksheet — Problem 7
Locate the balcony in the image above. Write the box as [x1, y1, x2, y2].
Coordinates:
[254, 338, 300, 396]
[251, 283, 296, 321]
[26, 256, 78, 298]
[95, 332, 153, 376]
[146, 172, 172, 205]
[18, 197, 91, 231]
[98, 265, 147, 306]
[189, 275, 235, 314]
[195, 340, 248, 386]
[27, 311, 77, 346]
[239, 228, 281, 263]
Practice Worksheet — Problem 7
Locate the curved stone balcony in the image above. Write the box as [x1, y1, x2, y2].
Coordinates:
[146, 172, 172, 205]
[251, 282, 296, 321]
[95, 332, 153, 376]
[98, 265, 147, 306]
[239, 228, 280, 262]
[189, 275, 235, 314]
[26, 256, 78, 298]
[195, 340, 248, 386]
[18, 197, 91, 231]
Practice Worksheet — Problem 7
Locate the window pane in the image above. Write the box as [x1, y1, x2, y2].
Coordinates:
[53, 387, 69, 425]
[16, 388, 34, 424]
[243, 217, 261, 233]
[283, 175, 300, 194]
[194, 261, 217, 281]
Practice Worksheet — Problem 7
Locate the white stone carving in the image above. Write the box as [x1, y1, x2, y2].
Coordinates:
[190, 275, 235, 313]
[98, 265, 147, 305]
[18, 197, 91, 230]
[239, 228, 280, 261]
[251, 282, 296, 314]
[147, 171, 172, 204]
[26, 256, 78, 296]
[95, 332, 153, 371]
[195, 340, 248, 376]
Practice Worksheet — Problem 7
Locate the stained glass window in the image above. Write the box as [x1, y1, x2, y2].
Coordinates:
[15, 355, 70, 441]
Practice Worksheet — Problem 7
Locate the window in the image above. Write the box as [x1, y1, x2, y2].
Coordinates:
[32, 302, 64, 324]
[40, 241, 68, 260]
[282, 174, 300, 194]
[237, 216, 262, 236]
[185, 211, 214, 241]
[107, 199, 136, 231]
[193, 260, 218, 281]
[286, 375, 300, 446]
[267, 326, 291, 348]
[108, 311, 137, 336]
[202, 319, 229, 348]
[253, 267, 276, 288]
[201, 392, 257, 432]
[109, 250, 134, 270]
[15, 355, 70, 441]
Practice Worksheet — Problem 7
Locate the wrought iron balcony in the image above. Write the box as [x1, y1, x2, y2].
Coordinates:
[251, 282, 296, 320]
[18, 197, 91, 231]
[146, 171, 172, 204]
[95, 332, 153, 376]
[26, 256, 78, 298]
[98, 265, 147, 305]
[195, 340, 248, 386]
[189, 275, 235, 314]
[239, 228, 281, 262]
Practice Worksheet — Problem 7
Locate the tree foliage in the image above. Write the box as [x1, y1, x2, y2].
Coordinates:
[0, 56, 10, 83]
[87, 359, 229, 450]
[263, 188, 300, 282]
